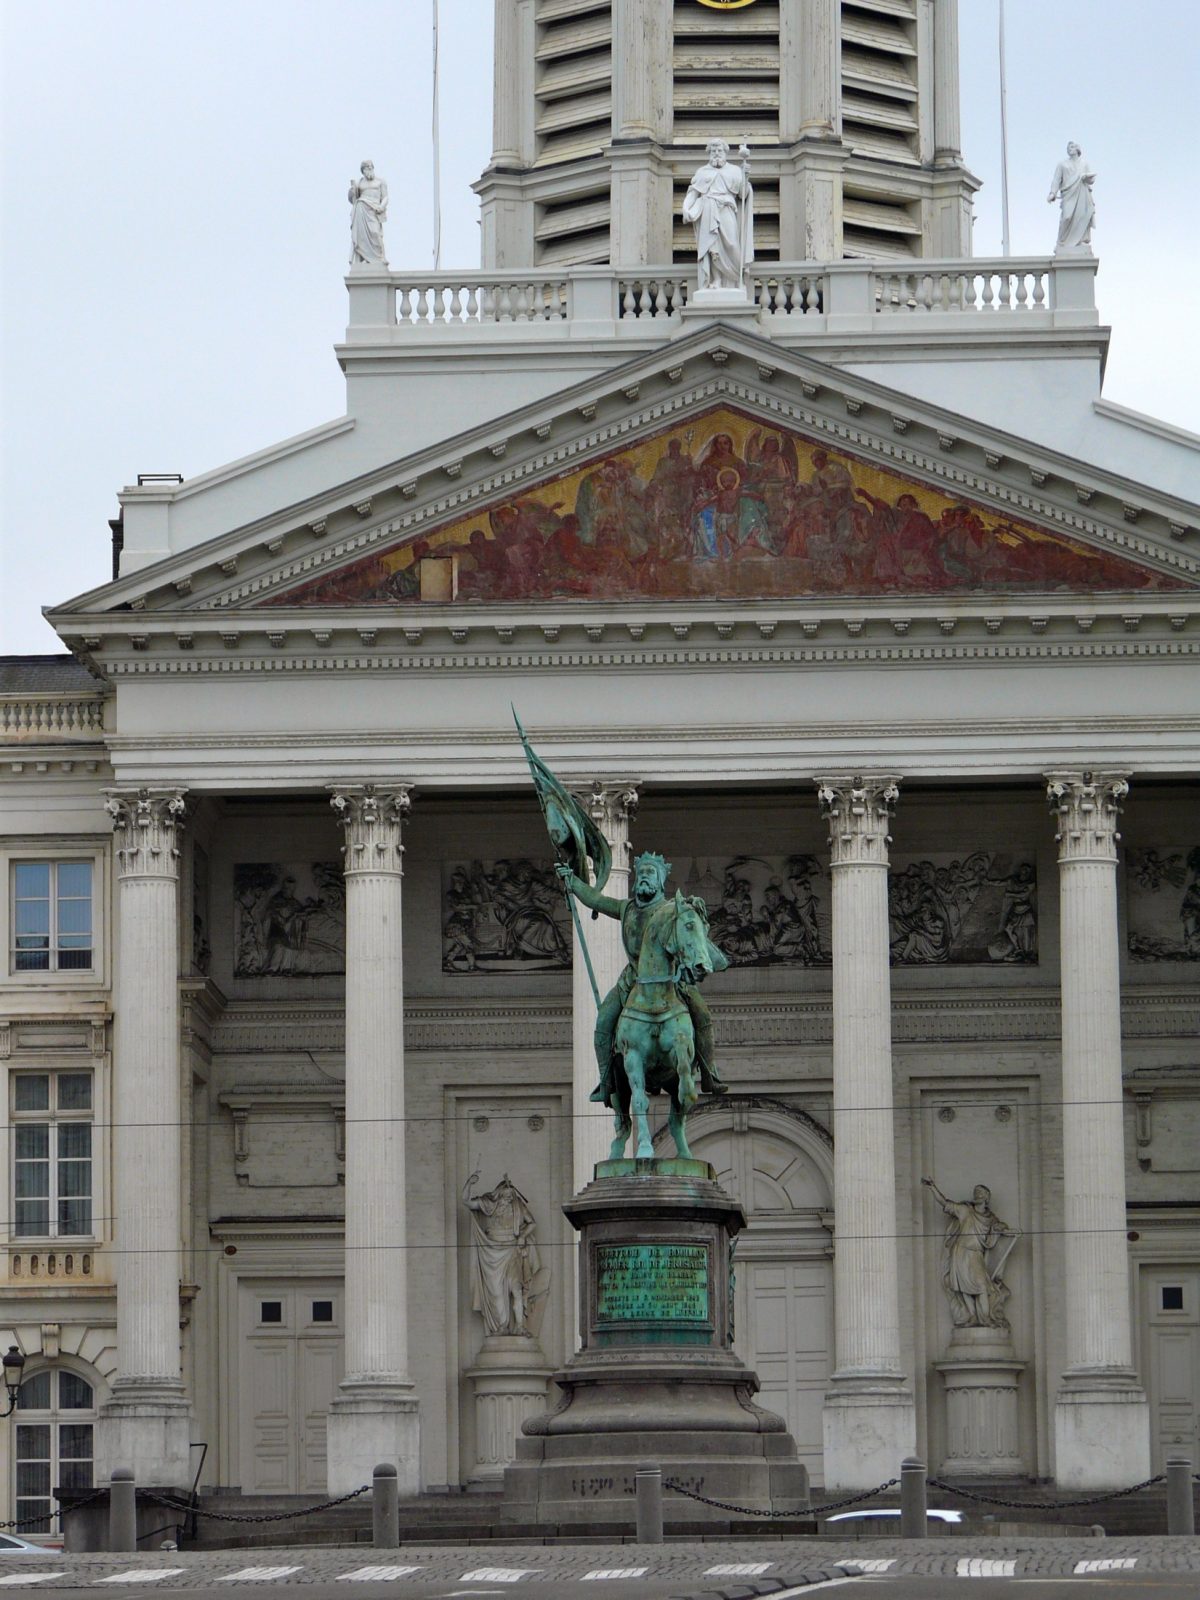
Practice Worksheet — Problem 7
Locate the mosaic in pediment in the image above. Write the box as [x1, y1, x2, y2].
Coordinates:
[264, 407, 1185, 606]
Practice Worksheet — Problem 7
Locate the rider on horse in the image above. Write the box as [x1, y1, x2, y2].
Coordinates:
[557, 851, 729, 1112]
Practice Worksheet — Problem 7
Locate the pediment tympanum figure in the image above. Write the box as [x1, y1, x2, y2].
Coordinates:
[260, 407, 1185, 607]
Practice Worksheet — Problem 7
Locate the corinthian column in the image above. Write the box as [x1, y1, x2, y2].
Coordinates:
[326, 784, 420, 1494]
[1046, 772, 1150, 1488]
[97, 788, 191, 1487]
[817, 777, 916, 1490]
[572, 782, 639, 1194]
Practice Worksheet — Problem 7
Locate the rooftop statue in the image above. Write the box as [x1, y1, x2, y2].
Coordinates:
[1047, 141, 1096, 255]
[348, 159, 388, 267]
[683, 139, 754, 291]
[515, 713, 729, 1163]
[922, 1176, 1021, 1330]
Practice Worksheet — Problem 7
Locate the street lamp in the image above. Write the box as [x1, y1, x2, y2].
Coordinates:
[2, 1346, 26, 1416]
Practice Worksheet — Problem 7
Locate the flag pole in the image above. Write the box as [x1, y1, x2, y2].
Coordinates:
[998, 0, 1011, 257]
[432, 0, 443, 270]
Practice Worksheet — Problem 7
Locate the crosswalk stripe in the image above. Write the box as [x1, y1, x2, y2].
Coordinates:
[957, 1558, 1017, 1577]
[217, 1567, 303, 1581]
[704, 1562, 774, 1576]
[0, 1577, 65, 1588]
[839, 1559, 896, 1573]
[98, 1573, 186, 1585]
[338, 1566, 423, 1581]
[1074, 1557, 1138, 1573]
[459, 1569, 538, 1583]
[582, 1570, 649, 1581]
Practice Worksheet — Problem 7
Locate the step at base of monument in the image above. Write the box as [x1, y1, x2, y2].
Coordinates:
[505, 1431, 809, 1530]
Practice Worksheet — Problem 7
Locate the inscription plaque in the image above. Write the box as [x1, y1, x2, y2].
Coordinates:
[595, 1243, 709, 1323]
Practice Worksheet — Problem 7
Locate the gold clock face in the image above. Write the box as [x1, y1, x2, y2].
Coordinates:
[695, 1, 759, 9]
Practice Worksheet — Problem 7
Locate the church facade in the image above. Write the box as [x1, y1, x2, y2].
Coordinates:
[2, 0, 1198, 1527]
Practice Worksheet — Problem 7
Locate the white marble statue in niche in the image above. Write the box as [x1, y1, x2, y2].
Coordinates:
[1047, 141, 1096, 255]
[463, 1171, 546, 1338]
[922, 1176, 1021, 1330]
[683, 139, 754, 290]
[348, 159, 388, 266]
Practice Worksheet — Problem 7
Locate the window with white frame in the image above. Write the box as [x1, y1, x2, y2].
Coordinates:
[11, 1071, 93, 1238]
[14, 1368, 96, 1534]
[11, 860, 94, 973]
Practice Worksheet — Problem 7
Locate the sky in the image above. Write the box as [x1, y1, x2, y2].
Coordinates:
[2, 0, 1198, 657]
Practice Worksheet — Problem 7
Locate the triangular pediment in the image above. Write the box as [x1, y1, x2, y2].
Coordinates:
[258, 404, 1187, 607]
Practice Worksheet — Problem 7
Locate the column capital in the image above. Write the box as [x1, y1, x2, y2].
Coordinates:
[330, 783, 412, 875]
[1045, 771, 1129, 863]
[104, 787, 187, 879]
[816, 776, 900, 867]
[579, 780, 640, 836]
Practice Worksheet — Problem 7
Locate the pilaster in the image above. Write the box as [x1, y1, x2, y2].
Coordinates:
[97, 788, 191, 1487]
[816, 776, 916, 1489]
[1046, 772, 1150, 1489]
[326, 784, 420, 1494]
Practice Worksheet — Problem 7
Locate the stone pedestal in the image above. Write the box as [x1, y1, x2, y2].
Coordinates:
[683, 287, 757, 324]
[504, 1161, 809, 1529]
[467, 1335, 552, 1486]
[935, 1327, 1025, 1476]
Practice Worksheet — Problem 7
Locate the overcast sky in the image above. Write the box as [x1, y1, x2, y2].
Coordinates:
[2, 0, 1197, 656]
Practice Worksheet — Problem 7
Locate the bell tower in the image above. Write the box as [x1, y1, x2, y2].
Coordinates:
[476, 0, 978, 269]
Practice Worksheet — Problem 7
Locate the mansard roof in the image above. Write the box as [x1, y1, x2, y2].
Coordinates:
[47, 323, 1199, 675]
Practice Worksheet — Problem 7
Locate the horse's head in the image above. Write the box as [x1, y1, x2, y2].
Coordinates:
[663, 889, 726, 985]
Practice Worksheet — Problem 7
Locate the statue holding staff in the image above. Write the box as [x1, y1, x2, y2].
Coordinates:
[922, 1176, 1021, 1330]
[683, 139, 754, 290]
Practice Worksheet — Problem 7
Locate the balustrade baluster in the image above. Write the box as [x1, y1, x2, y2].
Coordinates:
[981, 272, 995, 310]
[398, 287, 412, 323]
[1014, 272, 1029, 309]
[497, 285, 513, 322]
[465, 285, 479, 321]
[1032, 272, 1047, 308]
[415, 286, 429, 323]
[448, 284, 462, 322]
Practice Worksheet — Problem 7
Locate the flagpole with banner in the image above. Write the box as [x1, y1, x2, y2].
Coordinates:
[513, 709, 608, 1009]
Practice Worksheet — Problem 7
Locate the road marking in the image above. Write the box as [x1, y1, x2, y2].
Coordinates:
[772, 1582, 865, 1597]
[582, 1571, 650, 1581]
[218, 1567, 303, 1582]
[957, 1558, 1017, 1577]
[705, 1562, 774, 1576]
[1074, 1558, 1139, 1573]
[459, 1570, 538, 1584]
[839, 1559, 896, 1573]
[338, 1566, 424, 1581]
[0, 1577, 65, 1588]
[98, 1573, 186, 1585]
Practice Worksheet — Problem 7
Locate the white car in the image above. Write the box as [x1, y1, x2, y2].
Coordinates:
[0, 1533, 55, 1555]
[825, 1507, 964, 1525]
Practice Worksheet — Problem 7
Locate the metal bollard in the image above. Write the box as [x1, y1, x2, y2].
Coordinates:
[1166, 1455, 1195, 1536]
[900, 1457, 927, 1539]
[372, 1462, 400, 1549]
[109, 1468, 136, 1553]
[635, 1463, 664, 1545]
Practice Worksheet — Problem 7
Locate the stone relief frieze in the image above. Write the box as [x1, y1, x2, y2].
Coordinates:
[442, 859, 572, 974]
[889, 852, 1037, 966]
[192, 843, 212, 976]
[684, 854, 830, 968]
[234, 861, 346, 977]
[1126, 847, 1200, 962]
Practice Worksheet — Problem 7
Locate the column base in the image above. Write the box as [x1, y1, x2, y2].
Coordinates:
[934, 1329, 1026, 1476]
[96, 1383, 192, 1488]
[1054, 1372, 1150, 1490]
[467, 1335, 552, 1485]
[326, 1382, 420, 1496]
[822, 1377, 917, 1492]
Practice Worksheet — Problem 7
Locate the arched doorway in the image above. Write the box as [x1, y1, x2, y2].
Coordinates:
[685, 1097, 835, 1486]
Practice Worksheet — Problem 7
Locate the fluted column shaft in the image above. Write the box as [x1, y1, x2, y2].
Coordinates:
[572, 783, 638, 1193]
[932, 0, 962, 161]
[818, 777, 915, 1490]
[326, 785, 420, 1493]
[782, 0, 840, 141]
[99, 788, 191, 1484]
[1047, 772, 1149, 1487]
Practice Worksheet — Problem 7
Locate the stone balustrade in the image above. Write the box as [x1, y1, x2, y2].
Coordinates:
[345, 256, 1098, 345]
[0, 695, 105, 741]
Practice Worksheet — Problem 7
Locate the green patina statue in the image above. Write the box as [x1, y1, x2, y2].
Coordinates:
[515, 711, 729, 1162]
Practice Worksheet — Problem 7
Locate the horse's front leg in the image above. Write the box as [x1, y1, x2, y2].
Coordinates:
[668, 1024, 698, 1160]
[609, 1108, 632, 1161]
[625, 1050, 654, 1159]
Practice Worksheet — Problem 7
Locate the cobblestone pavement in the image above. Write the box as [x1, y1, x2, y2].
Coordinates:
[1, 1536, 1199, 1589]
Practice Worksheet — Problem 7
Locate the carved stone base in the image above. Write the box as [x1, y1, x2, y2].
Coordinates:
[1054, 1371, 1151, 1489]
[504, 1165, 808, 1528]
[467, 1335, 552, 1485]
[326, 1382, 420, 1496]
[95, 1384, 192, 1488]
[934, 1327, 1025, 1476]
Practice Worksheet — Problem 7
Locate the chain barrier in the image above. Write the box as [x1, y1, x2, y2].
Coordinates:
[926, 1473, 1166, 1511]
[0, 1488, 106, 1535]
[664, 1477, 899, 1519]
[142, 1484, 371, 1524]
